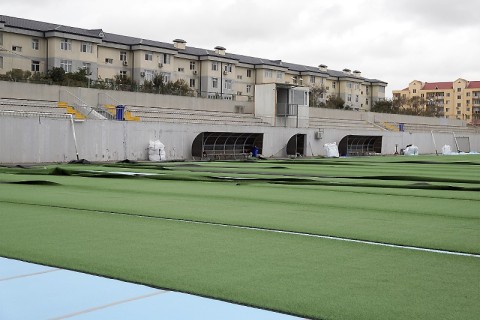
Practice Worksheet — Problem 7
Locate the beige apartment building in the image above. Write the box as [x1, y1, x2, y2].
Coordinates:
[0, 15, 386, 109]
[393, 79, 480, 124]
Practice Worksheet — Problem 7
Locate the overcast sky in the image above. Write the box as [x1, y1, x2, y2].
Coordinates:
[3, 0, 480, 97]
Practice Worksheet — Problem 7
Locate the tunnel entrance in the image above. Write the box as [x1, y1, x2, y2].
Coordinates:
[338, 135, 382, 156]
[286, 134, 306, 157]
[192, 132, 263, 160]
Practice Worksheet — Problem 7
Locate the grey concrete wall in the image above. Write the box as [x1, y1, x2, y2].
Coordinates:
[0, 81, 255, 113]
[2, 115, 479, 164]
[309, 107, 467, 127]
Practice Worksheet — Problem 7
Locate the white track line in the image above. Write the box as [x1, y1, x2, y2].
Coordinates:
[0, 268, 60, 282]
[49, 290, 168, 320]
[131, 213, 480, 258]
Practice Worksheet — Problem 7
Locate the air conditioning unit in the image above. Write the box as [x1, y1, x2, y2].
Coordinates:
[140, 72, 145, 77]
[193, 70, 198, 75]
[122, 60, 128, 66]
[223, 71, 228, 75]
[158, 63, 163, 68]
[314, 130, 323, 140]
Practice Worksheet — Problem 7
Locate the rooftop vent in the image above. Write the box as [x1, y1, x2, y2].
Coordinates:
[343, 68, 352, 74]
[318, 64, 328, 72]
[214, 46, 226, 56]
[353, 70, 362, 77]
[173, 39, 187, 50]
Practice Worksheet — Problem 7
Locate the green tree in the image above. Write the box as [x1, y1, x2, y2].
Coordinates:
[6, 68, 31, 81]
[47, 67, 66, 83]
[324, 95, 345, 109]
[64, 68, 89, 87]
[371, 99, 398, 113]
[309, 85, 326, 108]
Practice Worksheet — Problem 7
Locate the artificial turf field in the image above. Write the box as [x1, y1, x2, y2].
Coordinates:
[0, 155, 479, 320]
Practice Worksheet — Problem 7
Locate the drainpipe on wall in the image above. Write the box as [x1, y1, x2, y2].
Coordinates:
[220, 61, 223, 98]
[198, 57, 201, 96]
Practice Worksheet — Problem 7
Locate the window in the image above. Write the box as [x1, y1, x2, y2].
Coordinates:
[178, 67, 184, 72]
[60, 39, 71, 51]
[189, 79, 196, 88]
[190, 61, 196, 70]
[0, 32, 3, 46]
[347, 82, 352, 89]
[120, 51, 127, 61]
[212, 78, 218, 88]
[366, 98, 369, 105]
[145, 52, 153, 61]
[264, 70, 272, 78]
[366, 87, 369, 94]
[457, 95, 461, 99]
[212, 62, 218, 71]
[120, 70, 127, 78]
[246, 84, 252, 93]
[355, 95, 359, 103]
[355, 84, 360, 90]
[80, 42, 93, 53]
[143, 70, 154, 82]
[467, 107, 470, 111]
[224, 79, 232, 90]
[446, 100, 450, 104]
[32, 39, 39, 50]
[421, 93, 424, 97]
[224, 64, 232, 72]
[457, 88, 461, 92]
[162, 73, 171, 82]
[31, 61, 40, 72]
[163, 54, 171, 64]
[277, 71, 283, 80]
[246, 69, 252, 77]
[82, 62, 91, 74]
[446, 93, 450, 97]
[332, 82, 336, 89]
[12, 46, 22, 52]
[467, 100, 470, 105]
[60, 60, 72, 72]
[310, 76, 315, 83]
[237, 75, 243, 80]
[466, 92, 471, 97]
[105, 58, 113, 64]
[446, 108, 449, 112]
[0, 56, 3, 69]
[413, 89, 417, 93]
[457, 103, 461, 107]
[347, 94, 352, 102]
[457, 110, 461, 115]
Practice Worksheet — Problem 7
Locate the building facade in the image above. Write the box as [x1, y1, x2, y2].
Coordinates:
[393, 79, 480, 124]
[0, 15, 386, 110]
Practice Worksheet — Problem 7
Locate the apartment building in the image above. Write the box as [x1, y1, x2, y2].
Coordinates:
[393, 79, 480, 123]
[0, 15, 387, 109]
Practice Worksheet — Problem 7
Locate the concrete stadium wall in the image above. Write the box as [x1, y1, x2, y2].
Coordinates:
[1, 116, 479, 164]
[309, 107, 467, 127]
[0, 81, 255, 113]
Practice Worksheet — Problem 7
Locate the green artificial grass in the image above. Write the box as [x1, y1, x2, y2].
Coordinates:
[1, 155, 479, 319]
[0, 202, 478, 320]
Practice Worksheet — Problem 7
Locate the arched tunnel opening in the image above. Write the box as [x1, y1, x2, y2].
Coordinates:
[338, 135, 382, 157]
[286, 134, 306, 157]
[192, 132, 263, 160]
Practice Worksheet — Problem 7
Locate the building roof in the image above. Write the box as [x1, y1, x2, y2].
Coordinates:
[422, 82, 453, 90]
[467, 81, 480, 89]
[0, 15, 387, 85]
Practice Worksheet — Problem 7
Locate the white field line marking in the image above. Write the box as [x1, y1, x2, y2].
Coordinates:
[0, 268, 60, 282]
[127, 213, 480, 259]
[49, 290, 168, 320]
